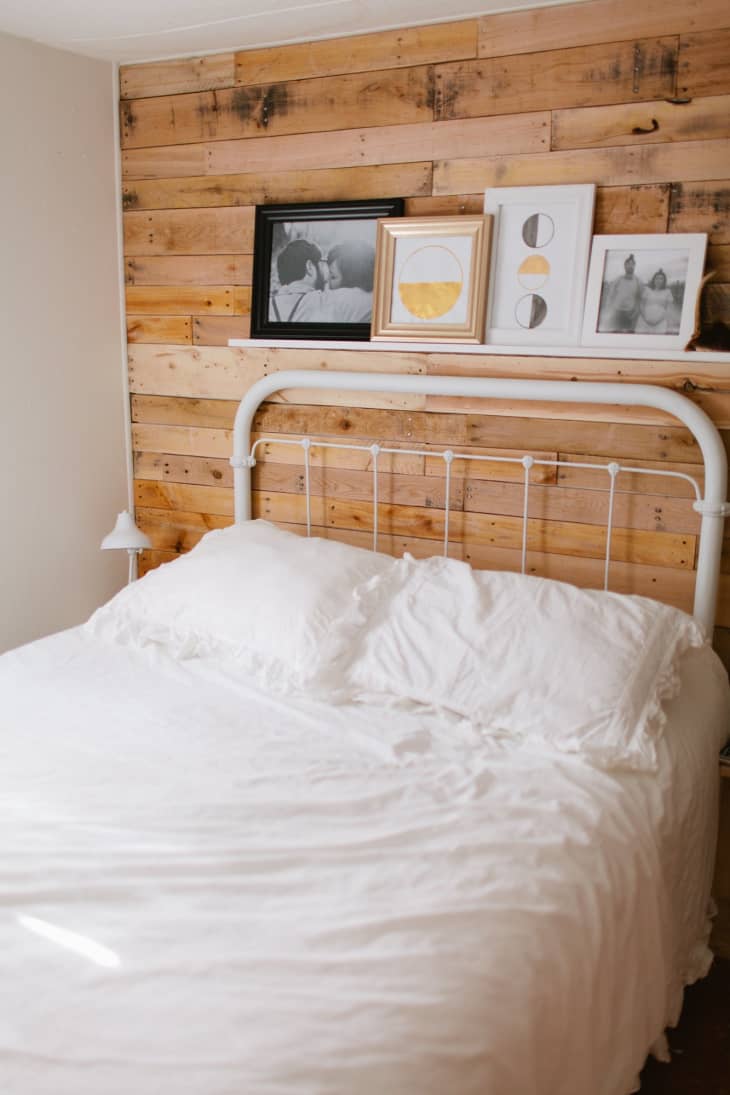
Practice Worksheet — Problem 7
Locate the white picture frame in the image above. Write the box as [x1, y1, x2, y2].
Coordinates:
[483, 183, 595, 346]
[580, 233, 708, 350]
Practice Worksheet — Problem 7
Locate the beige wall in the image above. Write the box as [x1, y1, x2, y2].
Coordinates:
[0, 32, 129, 653]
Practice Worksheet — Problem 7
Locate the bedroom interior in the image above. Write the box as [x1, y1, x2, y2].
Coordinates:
[1, 0, 730, 1091]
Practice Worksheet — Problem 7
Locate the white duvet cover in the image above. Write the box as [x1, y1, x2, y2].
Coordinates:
[1, 627, 728, 1095]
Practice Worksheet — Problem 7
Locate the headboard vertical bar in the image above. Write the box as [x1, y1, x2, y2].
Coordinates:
[520, 456, 534, 576]
[443, 451, 453, 558]
[371, 445, 380, 552]
[603, 464, 620, 591]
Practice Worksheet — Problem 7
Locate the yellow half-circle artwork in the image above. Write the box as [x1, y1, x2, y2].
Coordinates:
[397, 245, 464, 320]
[517, 253, 550, 291]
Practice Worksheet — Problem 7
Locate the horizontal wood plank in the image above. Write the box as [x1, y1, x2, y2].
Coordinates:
[556, 452, 704, 497]
[123, 114, 549, 181]
[678, 27, 730, 98]
[125, 286, 250, 316]
[193, 316, 250, 344]
[121, 67, 434, 149]
[435, 37, 678, 121]
[120, 54, 236, 100]
[551, 94, 730, 151]
[122, 145, 208, 180]
[123, 207, 255, 255]
[433, 138, 730, 194]
[466, 413, 700, 464]
[594, 183, 670, 233]
[235, 21, 477, 84]
[132, 394, 239, 428]
[669, 181, 730, 244]
[477, 0, 729, 58]
[127, 316, 192, 344]
[125, 255, 253, 286]
[123, 161, 431, 211]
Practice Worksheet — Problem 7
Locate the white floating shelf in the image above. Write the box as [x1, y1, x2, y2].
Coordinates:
[228, 338, 730, 363]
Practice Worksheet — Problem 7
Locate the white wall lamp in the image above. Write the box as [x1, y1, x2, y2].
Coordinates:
[101, 510, 151, 584]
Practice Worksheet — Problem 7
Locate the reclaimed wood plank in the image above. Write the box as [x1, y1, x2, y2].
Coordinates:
[121, 67, 434, 149]
[595, 184, 670, 233]
[252, 464, 467, 510]
[133, 423, 233, 458]
[678, 27, 730, 98]
[135, 452, 232, 490]
[193, 316, 250, 344]
[135, 480, 234, 517]
[122, 144, 208, 180]
[125, 255, 253, 286]
[477, 0, 729, 59]
[551, 95, 730, 150]
[125, 286, 250, 316]
[556, 452, 704, 497]
[464, 477, 699, 534]
[466, 413, 701, 464]
[127, 347, 427, 409]
[136, 507, 230, 551]
[236, 21, 477, 84]
[123, 207, 255, 255]
[669, 181, 730, 244]
[138, 548, 179, 576]
[128, 345, 264, 397]
[433, 138, 730, 194]
[123, 161, 431, 211]
[405, 194, 484, 217]
[120, 54, 236, 99]
[435, 37, 678, 121]
[207, 113, 549, 176]
[131, 394, 239, 428]
[127, 316, 192, 344]
[123, 114, 549, 182]
[423, 447, 558, 485]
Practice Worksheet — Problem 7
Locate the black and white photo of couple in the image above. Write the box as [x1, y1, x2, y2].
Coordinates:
[597, 249, 687, 335]
[268, 220, 376, 325]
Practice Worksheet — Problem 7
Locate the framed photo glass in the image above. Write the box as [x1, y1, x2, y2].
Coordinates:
[484, 184, 595, 346]
[580, 233, 708, 350]
[250, 198, 404, 341]
[370, 216, 492, 343]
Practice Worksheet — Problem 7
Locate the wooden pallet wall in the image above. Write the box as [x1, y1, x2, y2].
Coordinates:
[120, 0, 730, 629]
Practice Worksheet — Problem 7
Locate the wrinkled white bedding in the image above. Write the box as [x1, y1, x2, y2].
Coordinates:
[1, 627, 727, 1095]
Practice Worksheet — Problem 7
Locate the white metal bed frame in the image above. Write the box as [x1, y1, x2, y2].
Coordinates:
[230, 371, 730, 634]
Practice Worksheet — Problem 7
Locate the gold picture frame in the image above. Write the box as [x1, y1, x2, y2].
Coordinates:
[371, 215, 492, 343]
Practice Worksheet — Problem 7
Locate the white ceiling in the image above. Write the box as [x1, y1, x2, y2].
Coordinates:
[0, 0, 583, 64]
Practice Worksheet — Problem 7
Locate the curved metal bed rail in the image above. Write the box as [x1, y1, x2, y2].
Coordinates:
[231, 371, 730, 634]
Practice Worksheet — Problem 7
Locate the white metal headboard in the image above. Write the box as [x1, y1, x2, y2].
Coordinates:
[230, 371, 730, 634]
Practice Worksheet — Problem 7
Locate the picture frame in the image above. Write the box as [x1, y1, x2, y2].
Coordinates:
[370, 215, 492, 343]
[580, 233, 708, 350]
[483, 183, 595, 346]
[250, 198, 404, 341]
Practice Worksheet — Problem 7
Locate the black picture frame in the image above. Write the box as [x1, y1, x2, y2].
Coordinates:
[250, 198, 404, 341]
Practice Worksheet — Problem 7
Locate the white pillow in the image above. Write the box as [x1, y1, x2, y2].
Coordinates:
[346, 554, 706, 770]
[86, 520, 394, 692]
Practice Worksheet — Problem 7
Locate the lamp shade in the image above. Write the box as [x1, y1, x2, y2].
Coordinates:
[101, 510, 151, 551]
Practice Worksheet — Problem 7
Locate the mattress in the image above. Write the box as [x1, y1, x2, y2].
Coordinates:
[1, 626, 727, 1095]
